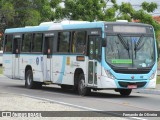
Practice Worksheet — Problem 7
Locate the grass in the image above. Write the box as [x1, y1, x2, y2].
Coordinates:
[0, 66, 2, 74]
[157, 76, 160, 84]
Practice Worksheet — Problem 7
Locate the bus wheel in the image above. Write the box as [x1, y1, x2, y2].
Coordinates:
[119, 89, 132, 96]
[25, 70, 36, 89]
[78, 74, 91, 96]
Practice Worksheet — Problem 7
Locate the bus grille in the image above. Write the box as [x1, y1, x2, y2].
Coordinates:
[118, 82, 147, 88]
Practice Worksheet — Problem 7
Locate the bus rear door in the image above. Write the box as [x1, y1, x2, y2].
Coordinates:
[13, 35, 21, 79]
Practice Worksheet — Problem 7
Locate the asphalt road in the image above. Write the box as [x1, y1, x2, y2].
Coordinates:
[0, 75, 160, 119]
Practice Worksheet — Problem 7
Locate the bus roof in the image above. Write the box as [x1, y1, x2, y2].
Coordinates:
[5, 21, 104, 34]
[5, 21, 152, 34]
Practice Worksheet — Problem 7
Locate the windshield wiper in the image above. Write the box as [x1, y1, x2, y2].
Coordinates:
[117, 34, 129, 50]
[117, 34, 130, 58]
[135, 35, 144, 50]
[134, 35, 144, 59]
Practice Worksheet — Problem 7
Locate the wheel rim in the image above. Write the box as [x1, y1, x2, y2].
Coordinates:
[79, 79, 85, 93]
[27, 74, 31, 86]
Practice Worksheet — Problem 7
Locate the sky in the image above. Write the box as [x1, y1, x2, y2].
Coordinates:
[112, 0, 160, 16]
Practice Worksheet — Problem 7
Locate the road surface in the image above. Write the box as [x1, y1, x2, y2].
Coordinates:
[0, 75, 160, 119]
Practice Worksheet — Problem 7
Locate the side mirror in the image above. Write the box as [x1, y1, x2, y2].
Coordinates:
[102, 38, 106, 47]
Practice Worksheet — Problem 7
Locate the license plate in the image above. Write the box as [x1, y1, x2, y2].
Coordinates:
[128, 85, 137, 89]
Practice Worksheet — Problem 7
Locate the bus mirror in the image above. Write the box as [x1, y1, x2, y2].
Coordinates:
[102, 38, 106, 47]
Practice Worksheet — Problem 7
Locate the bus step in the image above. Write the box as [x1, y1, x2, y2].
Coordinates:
[43, 81, 52, 85]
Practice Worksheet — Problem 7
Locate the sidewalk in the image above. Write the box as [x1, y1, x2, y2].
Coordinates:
[0, 92, 125, 120]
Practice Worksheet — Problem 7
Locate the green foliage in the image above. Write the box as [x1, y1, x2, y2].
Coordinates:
[157, 76, 160, 84]
[117, 14, 132, 22]
[63, 0, 107, 21]
[142, 2, 157, 12]
[0, 66, 2, 74]
[50, 0, 61, 8]
[1, 2, 15, 25]
[105, 7, 116, 20]
[0, 0, 52, 27]
[117, 1, 160, 33]
[0, 0, 160, 35]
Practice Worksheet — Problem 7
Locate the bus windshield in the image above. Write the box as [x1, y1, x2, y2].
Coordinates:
[105, 34, 155, 68]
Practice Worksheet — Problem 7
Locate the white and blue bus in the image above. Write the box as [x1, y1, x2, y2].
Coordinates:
[3, 20, 157, 96]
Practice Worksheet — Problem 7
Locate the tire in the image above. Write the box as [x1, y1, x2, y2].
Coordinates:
[78, 74, 91, 96]
[119, 89, 132, 96]
[25, 70, 36, 89]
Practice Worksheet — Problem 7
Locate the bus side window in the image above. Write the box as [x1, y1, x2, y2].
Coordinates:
[21, 33, 32, 52]
[4, 35, 13, 52]
[57, 32, 70, 53]
[32, 33, 43, 52]
[71, 31, 86, 54]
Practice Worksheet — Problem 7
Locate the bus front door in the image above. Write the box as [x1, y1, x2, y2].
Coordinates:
[13, 37, 21, 79]
[43, 36, 53, 82]
[88, 36, 100, 87]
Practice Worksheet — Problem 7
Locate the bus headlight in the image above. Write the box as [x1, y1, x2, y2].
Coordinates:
[149, 71, 156, 80]
[105, 70, 115, 80]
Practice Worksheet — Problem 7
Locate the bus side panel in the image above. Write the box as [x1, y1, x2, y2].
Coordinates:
[19, 55, 24, 79]
[62, 56, 87, 85]
[3, 54, 13, 78]
[52, 55, 67, 84]
[20, 54, 44, 82]
[52, 55, 87, 85]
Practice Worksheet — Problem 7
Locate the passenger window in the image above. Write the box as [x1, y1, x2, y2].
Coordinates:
[32, 33, 43, 52]
[4, 35, 13, 52]
[72, 31, 86, 53]
[22, 33, 32, 52]
[57, 32, 70, 53]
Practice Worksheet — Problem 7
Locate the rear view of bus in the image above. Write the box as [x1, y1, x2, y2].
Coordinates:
[101, 22, 157, 96]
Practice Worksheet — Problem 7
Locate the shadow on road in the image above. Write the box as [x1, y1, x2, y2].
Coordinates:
[7, 84, 145, 99]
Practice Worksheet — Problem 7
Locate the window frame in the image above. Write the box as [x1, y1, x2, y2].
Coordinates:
[4, 34, 13, 53]
[57, 31, 71, 53]
[32, 33, 43, 53]
[21, 33, 32, 53]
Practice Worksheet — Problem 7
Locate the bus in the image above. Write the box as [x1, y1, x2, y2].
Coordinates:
[3, 20, 157, 96]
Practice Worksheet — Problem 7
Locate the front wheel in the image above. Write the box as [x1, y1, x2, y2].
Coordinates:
[119, 89, 132, 96]
[78, 74, 91, 96]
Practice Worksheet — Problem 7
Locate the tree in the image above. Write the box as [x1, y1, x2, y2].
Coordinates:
[0, 0, 160, 32]
[63, 0, 106, 21]
[0, 0, 52, 27]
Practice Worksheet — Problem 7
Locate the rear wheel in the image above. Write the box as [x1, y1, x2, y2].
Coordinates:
[78, 74, 91, 96]
[119, 89, 132, 96]
[25, 70, 42, 89]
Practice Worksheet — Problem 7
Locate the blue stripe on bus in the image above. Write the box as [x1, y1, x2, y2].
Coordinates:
[5, 22, 104, 33]
[56, 56, 66, 84]
[62, 22, 104, 30]
[5, 26, 49, 33]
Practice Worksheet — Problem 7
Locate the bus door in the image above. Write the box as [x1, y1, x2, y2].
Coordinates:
[88, 36, 100, 86]
[13, 35, 21, 79]
[43, 34, 54, 81]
